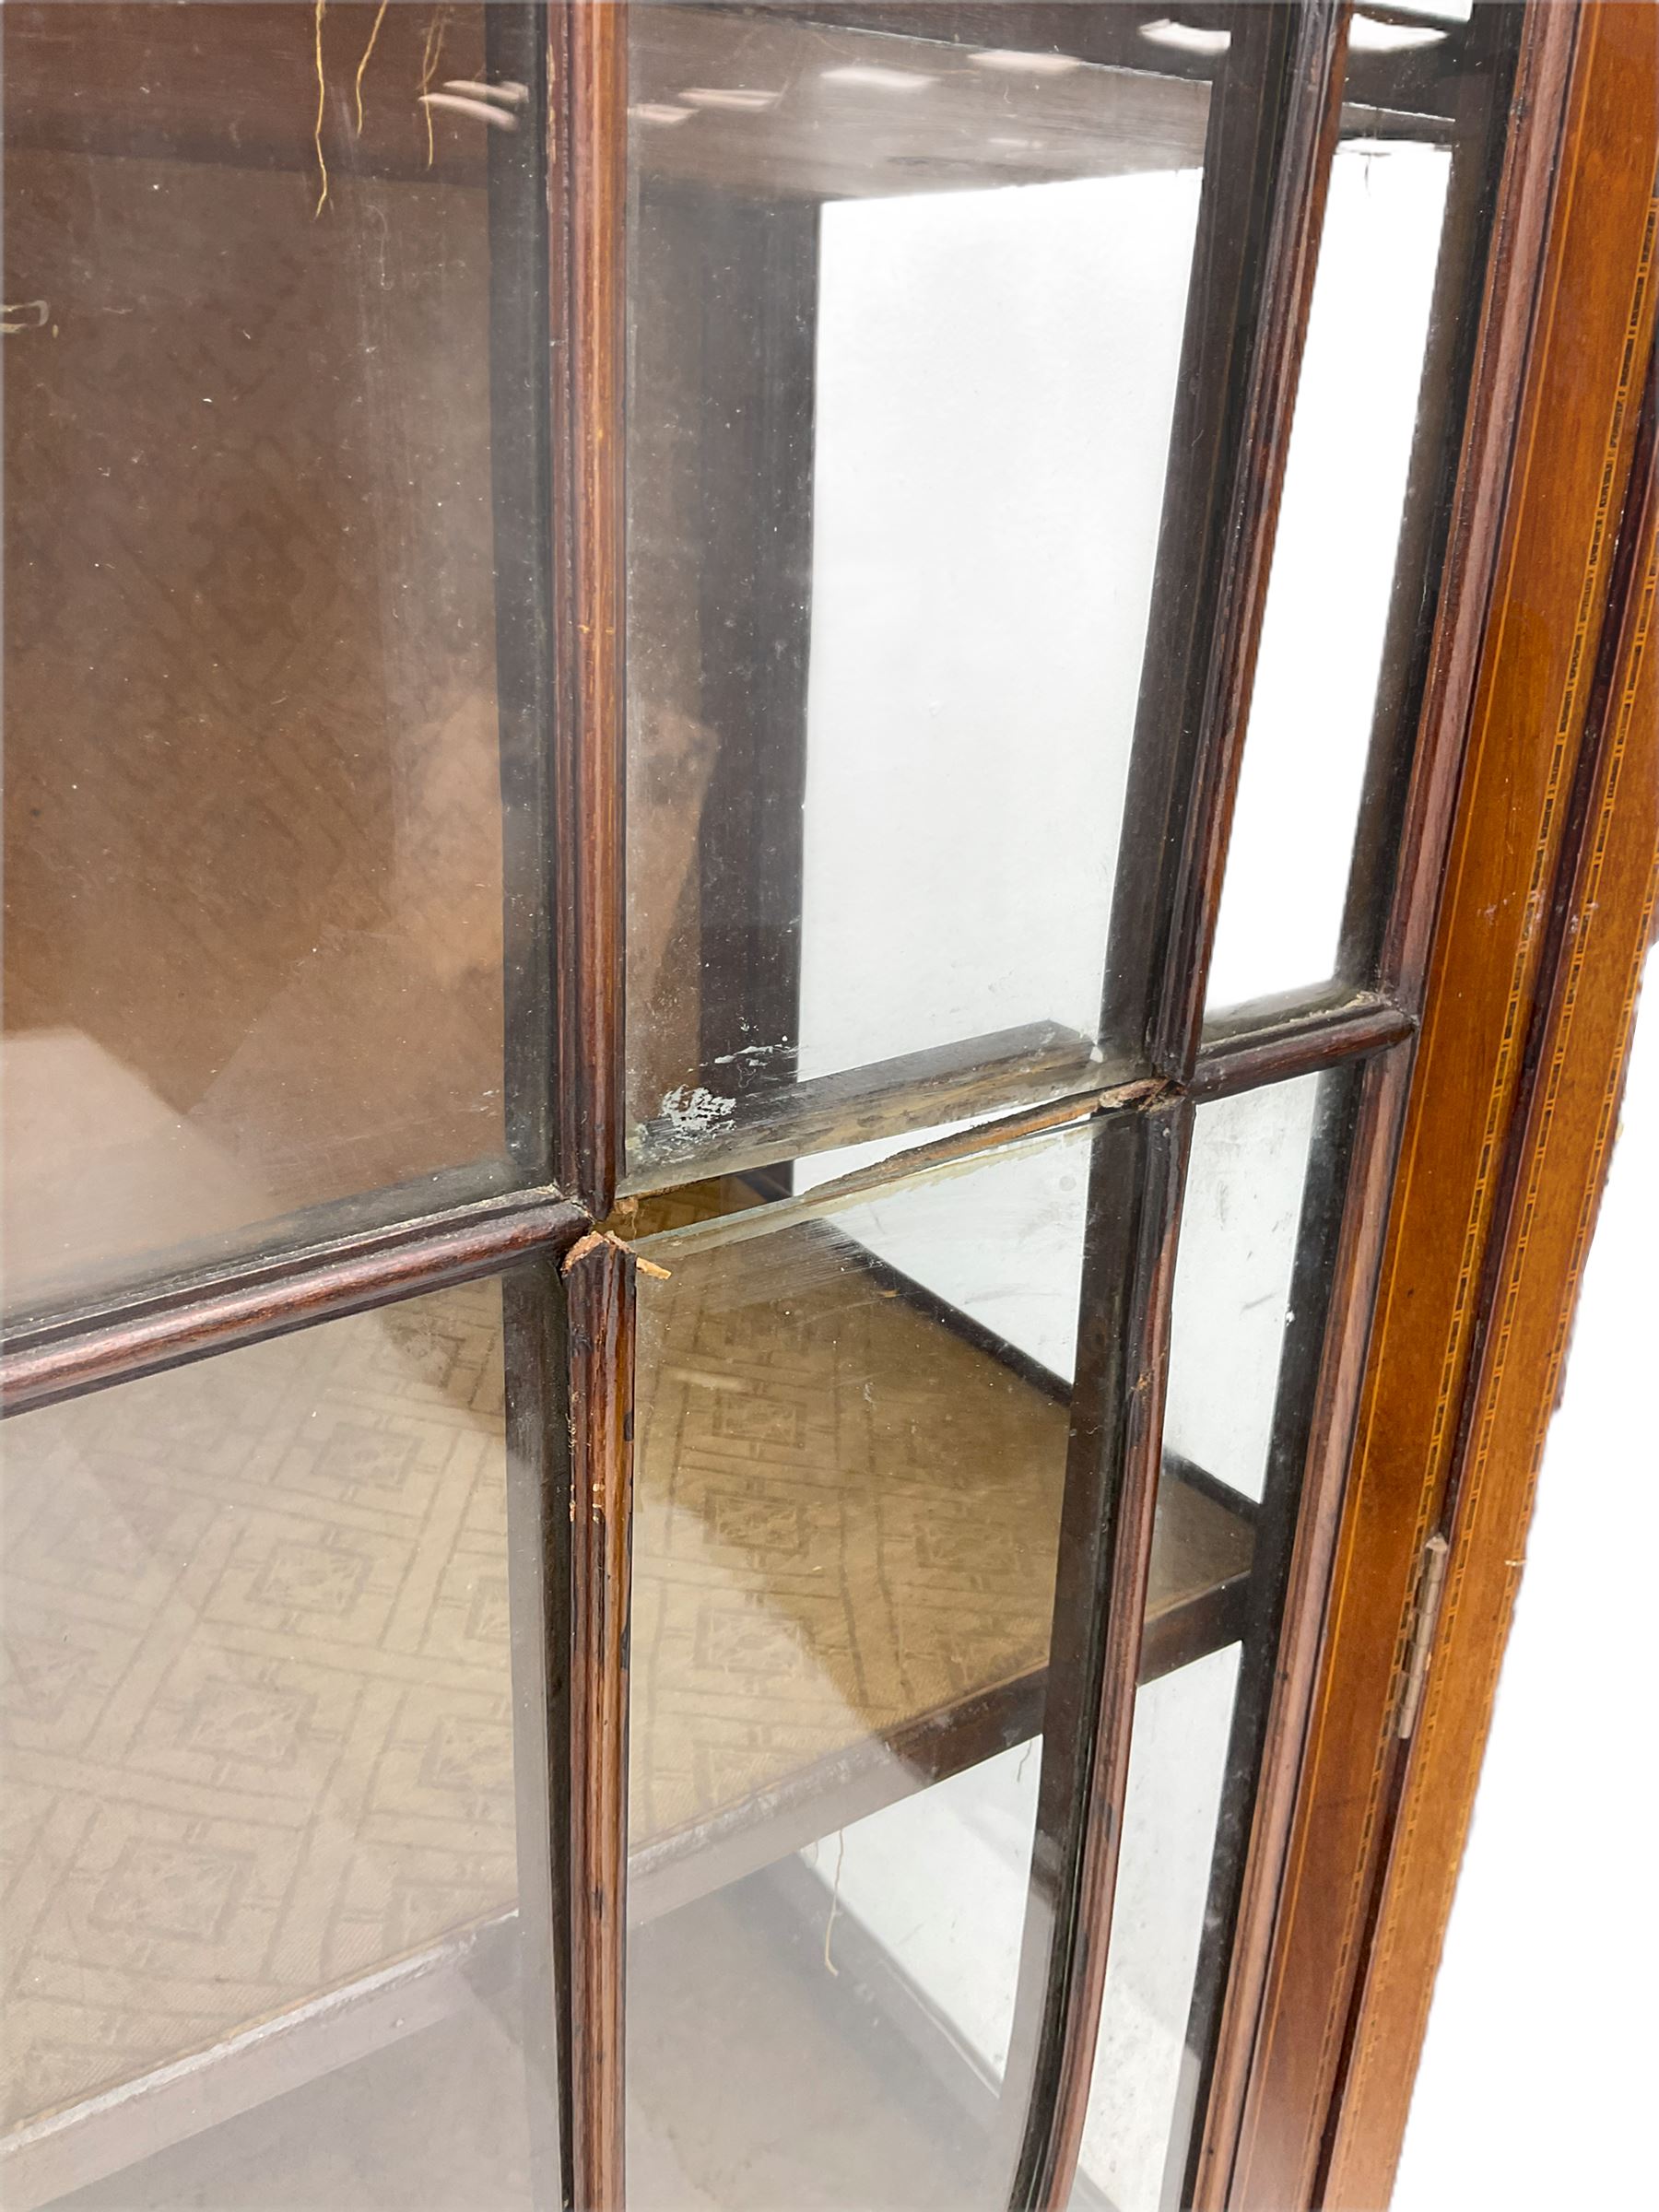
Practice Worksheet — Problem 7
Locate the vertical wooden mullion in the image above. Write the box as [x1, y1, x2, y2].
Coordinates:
[544, 7, 631, 2202]
[1007, 8, 1353, 2204]
[487, 12, 582, 2206]
[1332, 1, 1519, 993]
[561, 1233, 637, 2212]
[488, 0, 558, 1186]
[691, 187, 818, 1123]
[1100, 1, 1350, 1083]
[501, 1263, 575, 2210]
[1003, 1098, 1192, 2211]
[1160, 1057, 1374, 2212]
[549, 0, 628, 1216]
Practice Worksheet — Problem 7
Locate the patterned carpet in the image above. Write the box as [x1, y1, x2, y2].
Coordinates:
[1, 1220, 1250, 2146]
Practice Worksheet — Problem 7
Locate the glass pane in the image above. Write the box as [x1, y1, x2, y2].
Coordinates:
[624, 1124, 1256, 2207]
[1068, 1071, 1358, 2208]
[3, 3, 546, 1312]
[1074, 1647, 1241, 2212]
[625, 4, 1218, 1188]
[0, 1277, 557, 2209]
[1206, 10, 1515, 1012]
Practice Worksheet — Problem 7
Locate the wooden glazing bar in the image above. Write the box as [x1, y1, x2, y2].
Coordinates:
[549, 0, 628, 1216]
[1003, 1098, 1192, 2212]
[489, 0, 559, 1184]
[623, 1018, 1103, 1195]
[1100, 1, 1349, 1084]
[1159, 1061, 1371, 2209]
[0, 1188, 587, 1418]
[628, 1074, 1166, 1266]
[688, 184, 818, 1112]
[500, 1263, 576, 2212]
[1338, 0, 1527, 996]
[1180, 1048, 1412, 2212]
[1230, 9, 1654, 2199]
[559, 1231, 637, 2212]
[1376, 3, 1587, 1013]
[1194, 993, 1417, 1098]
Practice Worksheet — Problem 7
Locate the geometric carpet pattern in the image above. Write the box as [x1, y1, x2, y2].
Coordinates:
[2, 1220, 1248, 2140]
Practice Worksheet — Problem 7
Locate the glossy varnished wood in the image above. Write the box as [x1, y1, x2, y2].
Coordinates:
[1193, 992, 1416, 1100]
[1230, 11, 1659, 2204]
[1324, 347, 1659, 2211]
[1101, 0, 1349, 1082]
[549, 0, 627, 1216]
[0, 1189, 586, 1418]
[560, 1232, 637, 2212]
[1003, 1100, 1191, 2211]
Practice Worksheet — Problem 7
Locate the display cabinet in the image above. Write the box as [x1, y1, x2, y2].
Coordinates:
[3, 5, 1653, 2209]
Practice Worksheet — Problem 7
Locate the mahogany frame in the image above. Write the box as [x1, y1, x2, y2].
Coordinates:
[3, 5, 1652, 2211]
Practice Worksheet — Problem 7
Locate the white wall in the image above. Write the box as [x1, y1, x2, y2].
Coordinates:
[1394, 965, 1658, 2212]
[799, 167, 1202, 1083]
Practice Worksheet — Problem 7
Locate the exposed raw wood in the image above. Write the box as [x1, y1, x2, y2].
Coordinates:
[624, 1018, 1103, 1195]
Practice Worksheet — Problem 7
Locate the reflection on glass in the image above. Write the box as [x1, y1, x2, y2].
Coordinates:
[1207, 5, 1524, 1016]
[625, 6, 1216, 1185]
[1070, 1073, 1351, 2208]
[625, 1123, 1258, 2206]
[1165, 1074, 1326, 1502]
[1206, 126, 1453, 1010]
[0, 1280, 548, 2209]
[1073, 1648, 1241, 2212]
[3, 3, 539, 1311]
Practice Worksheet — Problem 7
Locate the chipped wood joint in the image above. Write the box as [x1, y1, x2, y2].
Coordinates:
[560, 1226, 670, 1279]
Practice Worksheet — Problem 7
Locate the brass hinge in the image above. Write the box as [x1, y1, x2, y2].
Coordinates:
[1395, 1532, 1451, 1741]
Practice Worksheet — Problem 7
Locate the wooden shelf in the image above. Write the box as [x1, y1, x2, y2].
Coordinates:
[626, 1206, 1254, 1917]
[1, 1210, 1253, 2205]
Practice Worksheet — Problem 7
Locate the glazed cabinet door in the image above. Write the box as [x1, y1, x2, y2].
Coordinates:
[606, 6, 1529, 2212]
[6, 7, 1630, 2212]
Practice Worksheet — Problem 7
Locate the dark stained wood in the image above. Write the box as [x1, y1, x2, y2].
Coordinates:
[1186, 1045, 1414, 2212]
[501, 1261, 574, 2212]
[488, 0, 559, 1187]
[685, 183, 818, 1110]
[1100, 1, 1349, 1084]
[1324, 341, 1659, 2212]
[549, 0, 628, 1216]
[1230, 11, 1658, 2205]
[0, 1187, 587, 1418]
[1334, 0, 1520, 992]
[624, 1018, 1101, 1194]
[1193, 992, 1416, 1099]
[1003, 1099, 1192, 2212]
[1378, 6, 1590, 1014]
[560, 1231, 637, 2212]
[1162, 1059, 1373, 2208]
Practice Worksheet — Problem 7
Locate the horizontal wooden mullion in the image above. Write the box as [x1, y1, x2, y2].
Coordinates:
[0, 1188, 588, 1419]
[1194, 993, 1418, 1098]
[622, 1018, 1107, 1195]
